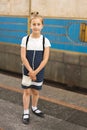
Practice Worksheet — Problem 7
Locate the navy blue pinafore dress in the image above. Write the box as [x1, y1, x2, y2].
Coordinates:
[22, 36, 45, 90]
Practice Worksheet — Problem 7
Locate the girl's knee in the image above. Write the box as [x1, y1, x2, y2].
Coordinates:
[23, 89, 31, 96]
[31, 89, 39, 96]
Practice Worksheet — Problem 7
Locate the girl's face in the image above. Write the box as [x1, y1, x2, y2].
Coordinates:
[30, 18, 43, 35]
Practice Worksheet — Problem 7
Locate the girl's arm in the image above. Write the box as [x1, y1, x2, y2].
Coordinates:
[21, 47, 37, 80]
[21, 47, 33, 73]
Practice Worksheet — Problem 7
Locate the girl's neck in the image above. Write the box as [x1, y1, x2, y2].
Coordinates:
[31, 33, 41, 38]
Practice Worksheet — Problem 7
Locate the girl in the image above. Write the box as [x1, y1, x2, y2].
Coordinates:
[21, 12, 51, 124]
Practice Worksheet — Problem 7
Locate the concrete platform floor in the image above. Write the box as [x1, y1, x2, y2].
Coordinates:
[0, 72, 87, 130]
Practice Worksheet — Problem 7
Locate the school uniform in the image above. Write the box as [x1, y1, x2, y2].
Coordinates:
[21, 35, 51, 90]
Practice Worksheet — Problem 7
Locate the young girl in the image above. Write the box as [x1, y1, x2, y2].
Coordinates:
[21, 12, 51, 124]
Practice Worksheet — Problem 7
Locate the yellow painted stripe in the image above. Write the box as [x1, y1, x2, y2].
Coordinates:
[0, 84, 87, 113]
[0, 128, 4, 130]
[40, 96, 87, 113]
[0, 84, 23, 94]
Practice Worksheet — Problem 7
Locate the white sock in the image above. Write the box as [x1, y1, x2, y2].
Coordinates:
[23, 109, 29, 119]
[32, 106, 37, 111]
[32, 106, 41, 113]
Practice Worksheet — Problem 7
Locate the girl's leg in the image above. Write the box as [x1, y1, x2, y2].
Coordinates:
[23, 88, 31, 110]
[31, 89, 44, 117]
[31, 89, 39, 107]
[22, 88, 31, 124]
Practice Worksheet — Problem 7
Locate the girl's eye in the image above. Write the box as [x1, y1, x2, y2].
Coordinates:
[33, 23, 36, 26]
[37, 23, 40, 26]
[32, 23, 41, 26]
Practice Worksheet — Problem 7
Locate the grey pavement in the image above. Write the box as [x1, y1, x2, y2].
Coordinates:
[0, 98, 87, 130]
[0, 72, 87, 130]
[0, 99, 60, 130]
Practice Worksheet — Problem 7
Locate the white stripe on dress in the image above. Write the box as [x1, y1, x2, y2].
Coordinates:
[31, 81, 43, 86]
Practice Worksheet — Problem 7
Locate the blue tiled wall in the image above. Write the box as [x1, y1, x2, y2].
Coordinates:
[43, 18, 87, 53]
[0, 16, 87, 53]
[0, 16, 27, 44]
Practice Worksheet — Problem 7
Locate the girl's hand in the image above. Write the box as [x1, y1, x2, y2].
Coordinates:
[28, 71, 37, 81]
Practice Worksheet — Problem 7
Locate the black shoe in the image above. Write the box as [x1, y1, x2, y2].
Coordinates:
[31, 108, 44, 118]
[22, 114, 30, 124]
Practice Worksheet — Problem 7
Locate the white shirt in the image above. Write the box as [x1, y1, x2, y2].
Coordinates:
[21, 35, 51, 51]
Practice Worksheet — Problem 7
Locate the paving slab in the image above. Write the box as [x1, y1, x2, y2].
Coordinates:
[0, 73, 87, 130]
[0, 99, 61, 130]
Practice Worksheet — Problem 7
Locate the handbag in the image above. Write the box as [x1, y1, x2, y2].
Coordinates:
[22, 75, 32, 86]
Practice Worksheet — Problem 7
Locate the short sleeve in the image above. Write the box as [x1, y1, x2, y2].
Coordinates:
[44, 37, 51, 48]
[21, 36, 27, 48]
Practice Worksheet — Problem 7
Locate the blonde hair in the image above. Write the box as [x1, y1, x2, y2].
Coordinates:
[30, 12, 44, 24]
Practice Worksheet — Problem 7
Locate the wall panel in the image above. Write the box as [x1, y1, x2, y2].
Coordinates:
[31, 0, 87, 18]
[0, 17, 28, 44]
[0, 0, 29, 16]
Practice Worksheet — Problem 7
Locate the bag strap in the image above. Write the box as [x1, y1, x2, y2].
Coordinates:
[26, 35, 29, 48]
[26, 35, 45, 54]
[43, 36, 45, 55]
